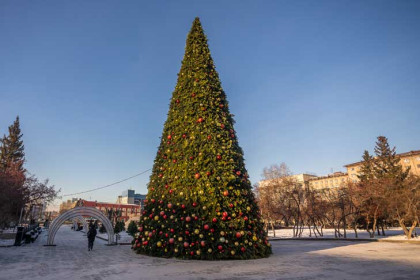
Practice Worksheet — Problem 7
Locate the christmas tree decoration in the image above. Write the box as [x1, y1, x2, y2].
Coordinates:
[132, 17, 271, 260]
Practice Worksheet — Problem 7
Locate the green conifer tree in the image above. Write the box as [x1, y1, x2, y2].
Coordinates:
[357, 150, 374, 182]
[133, 18, 271, 260]
[0, 116, 25, 172]
[372, 136, 409, 181]
[127, 220, 138, 236]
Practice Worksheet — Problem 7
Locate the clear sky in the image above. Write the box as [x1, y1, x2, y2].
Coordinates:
[1, 0, 419, 207]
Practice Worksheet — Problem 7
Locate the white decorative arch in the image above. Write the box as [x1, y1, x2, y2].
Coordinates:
[71, 216, 88, 232]
[47, 207, 114, 245]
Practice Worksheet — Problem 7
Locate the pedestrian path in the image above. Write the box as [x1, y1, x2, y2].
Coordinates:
[0, 225, 419, 280]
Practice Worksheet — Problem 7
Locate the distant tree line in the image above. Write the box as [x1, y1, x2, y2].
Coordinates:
[0, 116, 60, 228]
[256, 136, 419, 240]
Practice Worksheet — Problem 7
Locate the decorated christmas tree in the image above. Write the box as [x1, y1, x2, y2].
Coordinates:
[133, 18, 271, 260]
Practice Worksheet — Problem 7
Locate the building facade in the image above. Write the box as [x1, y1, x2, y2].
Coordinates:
[259, 149, 420, 191]
[345, 150, 420, 182]
[308, 172, 348, 190]
[116, 189, 146, 207]
[59, 198, 79, 214]
[78, 199, 141, 223]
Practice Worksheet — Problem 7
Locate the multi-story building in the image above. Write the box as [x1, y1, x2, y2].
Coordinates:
[259, 173, 317, 189]
[116, 189, 146, 208]
[59, 198, 79, 214]
[345, 150, 420, 182]
[308, 172, 348, 190]
[259, 149, 420, 191]
[78, 199, 141, 224]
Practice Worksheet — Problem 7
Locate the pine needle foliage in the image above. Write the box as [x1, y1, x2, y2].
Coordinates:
[133, 18, 271, 260]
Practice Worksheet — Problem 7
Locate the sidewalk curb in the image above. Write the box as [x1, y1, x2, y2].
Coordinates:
[268, 237, 420, 244]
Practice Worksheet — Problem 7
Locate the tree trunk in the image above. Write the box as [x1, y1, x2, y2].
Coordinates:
[313, 222, 319, 238]
[407, 220, 418, 240]
[399, 219, 409, 238]
[353, 221, 358, 238]
[270, 221, 275, 237]
[371, 217, 377, 238]
[343, 216, 347, 239]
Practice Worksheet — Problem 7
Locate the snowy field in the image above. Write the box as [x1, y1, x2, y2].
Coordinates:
[267, 227, 420, 241]
[0, 225, 419, 280]
[0, 228, 18, 246]
[97, 230, 132, 243]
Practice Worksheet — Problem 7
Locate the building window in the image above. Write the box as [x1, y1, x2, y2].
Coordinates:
[351, 168, 354, 171]
[417, 164, 420, 168]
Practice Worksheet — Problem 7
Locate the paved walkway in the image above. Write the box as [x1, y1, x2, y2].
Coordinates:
[0, 225, 419, 280]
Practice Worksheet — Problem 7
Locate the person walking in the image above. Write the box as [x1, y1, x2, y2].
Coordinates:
[87, 223, 97, 251]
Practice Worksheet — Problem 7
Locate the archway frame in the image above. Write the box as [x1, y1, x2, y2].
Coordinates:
[46, 207, 114, 245]
[71, 216, 88, 234]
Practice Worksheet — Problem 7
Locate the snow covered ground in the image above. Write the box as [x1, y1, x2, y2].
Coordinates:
[267, 227, 420, 241]
[96, 230, 133, 243]
[0, 228, 17, 247]
[0, 238, 14, 246]
[0, 225, 419, 280]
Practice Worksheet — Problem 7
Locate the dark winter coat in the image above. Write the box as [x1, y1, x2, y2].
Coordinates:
[87, 227, 97, 241]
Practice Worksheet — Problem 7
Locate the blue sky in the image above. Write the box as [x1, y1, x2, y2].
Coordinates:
[1, 0, 419, 207]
